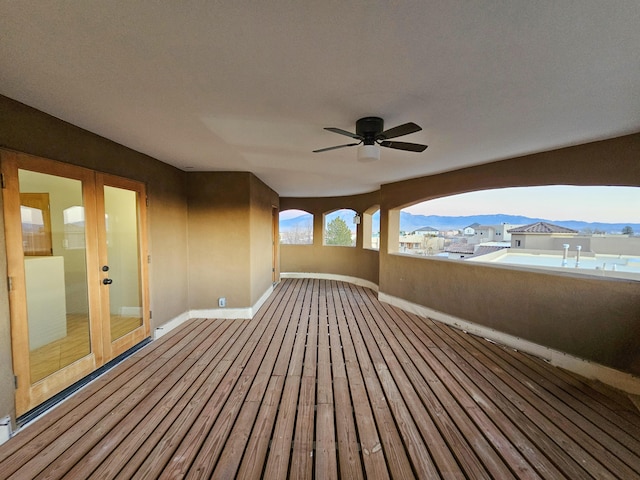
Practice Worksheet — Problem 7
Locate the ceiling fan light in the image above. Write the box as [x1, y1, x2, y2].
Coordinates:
[357, 144, 380, 162]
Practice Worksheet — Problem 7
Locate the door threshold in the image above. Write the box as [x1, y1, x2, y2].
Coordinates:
[16, 337, 152, 429]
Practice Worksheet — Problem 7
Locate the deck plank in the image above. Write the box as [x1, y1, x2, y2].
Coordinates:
[1, 278, 639, 479]
[0, 318, 207, 467]
[9, 320, 223, 479]
[334, 282, 390, 480]
[327, 282, 364, 480]
[432, 318, 640, 477]
[414, 313, 622, 479]
[63, 319, 244, 479]
[338, 283, 417, 479]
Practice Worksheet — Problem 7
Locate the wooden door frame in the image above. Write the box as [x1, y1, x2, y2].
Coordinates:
[1, 150, 150, 415]
[96, 173, 151, 359]
[272, 206, 279, 284]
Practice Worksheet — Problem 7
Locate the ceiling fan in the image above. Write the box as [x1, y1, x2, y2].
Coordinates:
[313, 116, 428, 161]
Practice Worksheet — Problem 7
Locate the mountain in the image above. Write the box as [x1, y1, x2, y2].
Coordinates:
[281, 210, 640, 235]
[395, 212, 640, 234]
[279, 213, 313, 231]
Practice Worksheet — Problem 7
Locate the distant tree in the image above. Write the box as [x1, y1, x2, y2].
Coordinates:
[622, 225, 634, 235]
[280, 223, 313, 244]
[325, 217, 353, 246]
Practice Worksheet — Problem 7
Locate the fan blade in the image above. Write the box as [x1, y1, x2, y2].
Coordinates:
[378, 122, 422, 140]
[379, 140, 428, 152]
[324, 127, 362, 140]
[313, 142, 360, 153]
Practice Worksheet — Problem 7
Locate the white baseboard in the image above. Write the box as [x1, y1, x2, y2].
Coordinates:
[379, 292, 640, 396]
[0, 416, 11, 446]
[154, 311, 192, 339]
[281, 272, 378, 292]
[154, 284, 275, 339]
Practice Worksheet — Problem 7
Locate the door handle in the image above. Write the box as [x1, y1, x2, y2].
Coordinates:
[102, 278, 113, 285]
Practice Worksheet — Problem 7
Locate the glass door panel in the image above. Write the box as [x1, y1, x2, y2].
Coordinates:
[3, 151, 150, 416]
[17, 169, 92, 384]
[103, 185, 143, 341]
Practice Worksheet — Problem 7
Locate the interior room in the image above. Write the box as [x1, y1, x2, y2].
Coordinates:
[0, 1, 639, 478]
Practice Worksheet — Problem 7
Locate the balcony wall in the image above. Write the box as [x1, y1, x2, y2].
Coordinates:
[281, 134, 640, 375]
[279, 192, 380, 286]
[378, 133, 640, 375]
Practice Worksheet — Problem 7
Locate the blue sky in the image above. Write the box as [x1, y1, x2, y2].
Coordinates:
[279, 186, 640, 223]
[403, 186, 640, 223]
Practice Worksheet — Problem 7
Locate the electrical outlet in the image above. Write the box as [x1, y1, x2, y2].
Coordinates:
[218, 297, 226, 308]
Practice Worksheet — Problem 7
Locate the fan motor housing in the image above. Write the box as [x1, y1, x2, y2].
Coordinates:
[356, 117, 384, 144]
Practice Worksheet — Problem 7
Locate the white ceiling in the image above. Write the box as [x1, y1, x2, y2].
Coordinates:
[1, 1, 639, 197]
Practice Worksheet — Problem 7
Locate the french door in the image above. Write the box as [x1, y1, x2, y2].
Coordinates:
[1, 150, 150, 416]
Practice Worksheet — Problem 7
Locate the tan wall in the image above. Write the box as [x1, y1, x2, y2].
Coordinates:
[186, 172, 252, 309]
[187, 172, 278, 310]
[511, 234, 579, 251]
[380, 133, 640, 374]
[384, 254, 640, 373]
[280, 134, 640, 374]
[0, 95, 190, 421]
[249, 175, 279, 305]
[281, 245, 380, 284]
[280, 192, 380, 285]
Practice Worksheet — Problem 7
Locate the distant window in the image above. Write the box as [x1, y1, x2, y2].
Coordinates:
[324, 209, 356, 247]
[279, 209, 313, 245]
[397, 186, 640, 280]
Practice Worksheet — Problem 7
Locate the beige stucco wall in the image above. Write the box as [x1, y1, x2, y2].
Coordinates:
[249, 175, 279, 306]
[379, 134, 640, 375]
[186, 172, 278, 310]
[280, 192, 380, 285]
[186, 172, 252, 309]
[280, 134, 640, 375]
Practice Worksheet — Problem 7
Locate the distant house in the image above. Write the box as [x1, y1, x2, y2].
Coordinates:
[445, 242, 476, 259]
[469, 223, 522, 245]
[400, 232, 445, 255]
[469, 225, 496, 245]
[508, 222, 578, 249]
[471, 243, 511, 258]
[493, 223, 521, 242]
[507, 221, 640, 254]
[412, 226, 439, 236]
[463, 223, 480, 236]
[446, 241, 510, 260]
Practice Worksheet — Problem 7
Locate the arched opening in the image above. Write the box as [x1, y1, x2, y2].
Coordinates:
[279, 209, 313, 245]
[394, 185, 640, 279]
[323, 209, 357, 247]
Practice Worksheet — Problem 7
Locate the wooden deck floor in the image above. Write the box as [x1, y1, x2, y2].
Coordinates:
[1, 278, 640, 479]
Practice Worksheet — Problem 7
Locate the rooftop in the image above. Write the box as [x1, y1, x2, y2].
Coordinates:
[508, 222, 579, 234]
